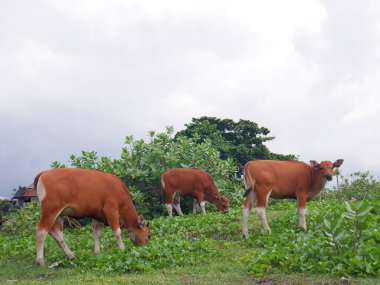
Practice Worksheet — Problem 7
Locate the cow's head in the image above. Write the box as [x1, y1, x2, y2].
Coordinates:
[213, 194, 229, 212]
[127, 215, 151, 246]
[310, 159, 344, 181]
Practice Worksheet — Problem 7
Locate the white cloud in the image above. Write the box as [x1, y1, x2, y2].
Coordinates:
[0, 0, 379, 197]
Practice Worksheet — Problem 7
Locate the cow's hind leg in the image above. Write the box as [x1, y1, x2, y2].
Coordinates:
[242, 190, 256, 237]
[36, 208, 64, 266]
[49, 216, 75, 259]
[255, 187, 272, 233]
[193, 199, 199, 214]
[173, 194, 183, 216]
[164, 188, 175, 218]
[92, 219, 104, 254]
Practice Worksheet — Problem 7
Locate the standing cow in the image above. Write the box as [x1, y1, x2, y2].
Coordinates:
[242, 159, 343, 237]
[161, 168, 229, 217]
[34, 168, 151, 266]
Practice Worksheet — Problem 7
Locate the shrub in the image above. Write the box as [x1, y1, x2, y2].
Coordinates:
[51, 127, 242, 219]
[320, 171, 380, 201]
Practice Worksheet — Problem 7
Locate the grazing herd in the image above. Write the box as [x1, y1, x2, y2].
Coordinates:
[34, 159, 343, 266]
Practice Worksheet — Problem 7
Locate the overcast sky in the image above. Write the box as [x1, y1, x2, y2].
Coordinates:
[1, 0, 380, 198]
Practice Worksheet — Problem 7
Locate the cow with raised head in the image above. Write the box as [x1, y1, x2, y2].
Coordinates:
[34, 168, 151, 266]
[161, 168, 229, 217]
[242, 159, 344, 237]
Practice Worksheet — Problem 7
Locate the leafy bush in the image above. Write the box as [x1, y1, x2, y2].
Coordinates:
[51, 128, 242, 219]
[0, 199, 19, 227]
[318, 171, 380, 202]
[243, 200, 379, 277]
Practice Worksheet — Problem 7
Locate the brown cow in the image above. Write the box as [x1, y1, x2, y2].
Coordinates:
[34, 168, 150, 266]
[161, 168, 229, 217]
[242, 159, 343, 237]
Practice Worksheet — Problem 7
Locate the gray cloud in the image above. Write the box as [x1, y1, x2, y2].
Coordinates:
[1, 0, 379, 197]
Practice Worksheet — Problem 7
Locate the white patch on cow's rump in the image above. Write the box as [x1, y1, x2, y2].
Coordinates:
[36, 177, 46, 202]
[161, 177, 165, 189]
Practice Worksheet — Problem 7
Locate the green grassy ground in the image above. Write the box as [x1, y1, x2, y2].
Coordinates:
[1, 200, 379, 284]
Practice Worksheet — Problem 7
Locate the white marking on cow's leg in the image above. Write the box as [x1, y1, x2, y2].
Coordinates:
[255, 207, 271, 233]
[165, 203, 173, 218]
[92, 219, 103, 254]
[36, 230, 47, 266]
[193, 199, 199, 214]
[298, 208, 307, 230]
[242, 207, 250, 237]
[36, 178, 46, 202]
[50, 229, 75, 259]
[173, 195, 183, 216]
[173, 203, 183, 216]
[113, 228, 125, 250]
[200, 201, 206, 214]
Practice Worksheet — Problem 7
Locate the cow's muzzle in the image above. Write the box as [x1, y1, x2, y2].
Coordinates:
[326, 174, 333, 181]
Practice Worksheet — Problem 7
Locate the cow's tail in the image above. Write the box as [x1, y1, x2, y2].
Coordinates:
[243, 167, 255, 197]
[160, 174, 165, 204]
[33, 172, 44, 192]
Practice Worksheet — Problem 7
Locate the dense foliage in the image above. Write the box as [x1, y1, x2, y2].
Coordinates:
[175, 117, 296, 168]
[0, 199, 19, 226]
[52, 128, 242, 219]
[0, 200, 378, 277]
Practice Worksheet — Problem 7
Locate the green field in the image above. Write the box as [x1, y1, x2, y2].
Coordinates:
[0, 199, 379, 284]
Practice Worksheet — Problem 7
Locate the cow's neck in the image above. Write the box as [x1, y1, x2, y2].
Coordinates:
[204, 188, 217, 202]
[120, 203, 139, 230]
[310, 170, 327, 198]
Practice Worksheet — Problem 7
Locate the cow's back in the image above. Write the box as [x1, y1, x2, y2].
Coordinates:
[245, 160, 312, 198]
[38, 168, 128, 219]
[162, 168, 213, 193]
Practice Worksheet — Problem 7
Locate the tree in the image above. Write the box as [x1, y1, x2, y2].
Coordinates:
[175, 117, 296, 169]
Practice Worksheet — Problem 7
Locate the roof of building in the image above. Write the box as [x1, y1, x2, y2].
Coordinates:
[23, 189, 37, 198]
[12, 184, 37, 199]
[12, 189, 28, 199]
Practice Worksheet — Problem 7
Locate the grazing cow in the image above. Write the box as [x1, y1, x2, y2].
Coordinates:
[34, 168, 151, 266]
[242, 159, 344, 237]
[161, 168, 229, 217]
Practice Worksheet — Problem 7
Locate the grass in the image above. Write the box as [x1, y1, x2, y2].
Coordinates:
[1, 200, 379, 284]
[1, 254, 379, 284]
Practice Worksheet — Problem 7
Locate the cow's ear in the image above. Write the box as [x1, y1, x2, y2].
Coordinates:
[333, 159, 344, 168]
[310, 160, 320, 168]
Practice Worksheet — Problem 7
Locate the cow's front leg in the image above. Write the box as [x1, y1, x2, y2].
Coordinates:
[296, 195, 307, 230]
[92, 219, 103, 254]
[197, 192, 206, 214]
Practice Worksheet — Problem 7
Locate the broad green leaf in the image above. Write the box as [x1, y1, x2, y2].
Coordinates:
[344, 201, 355, 213]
